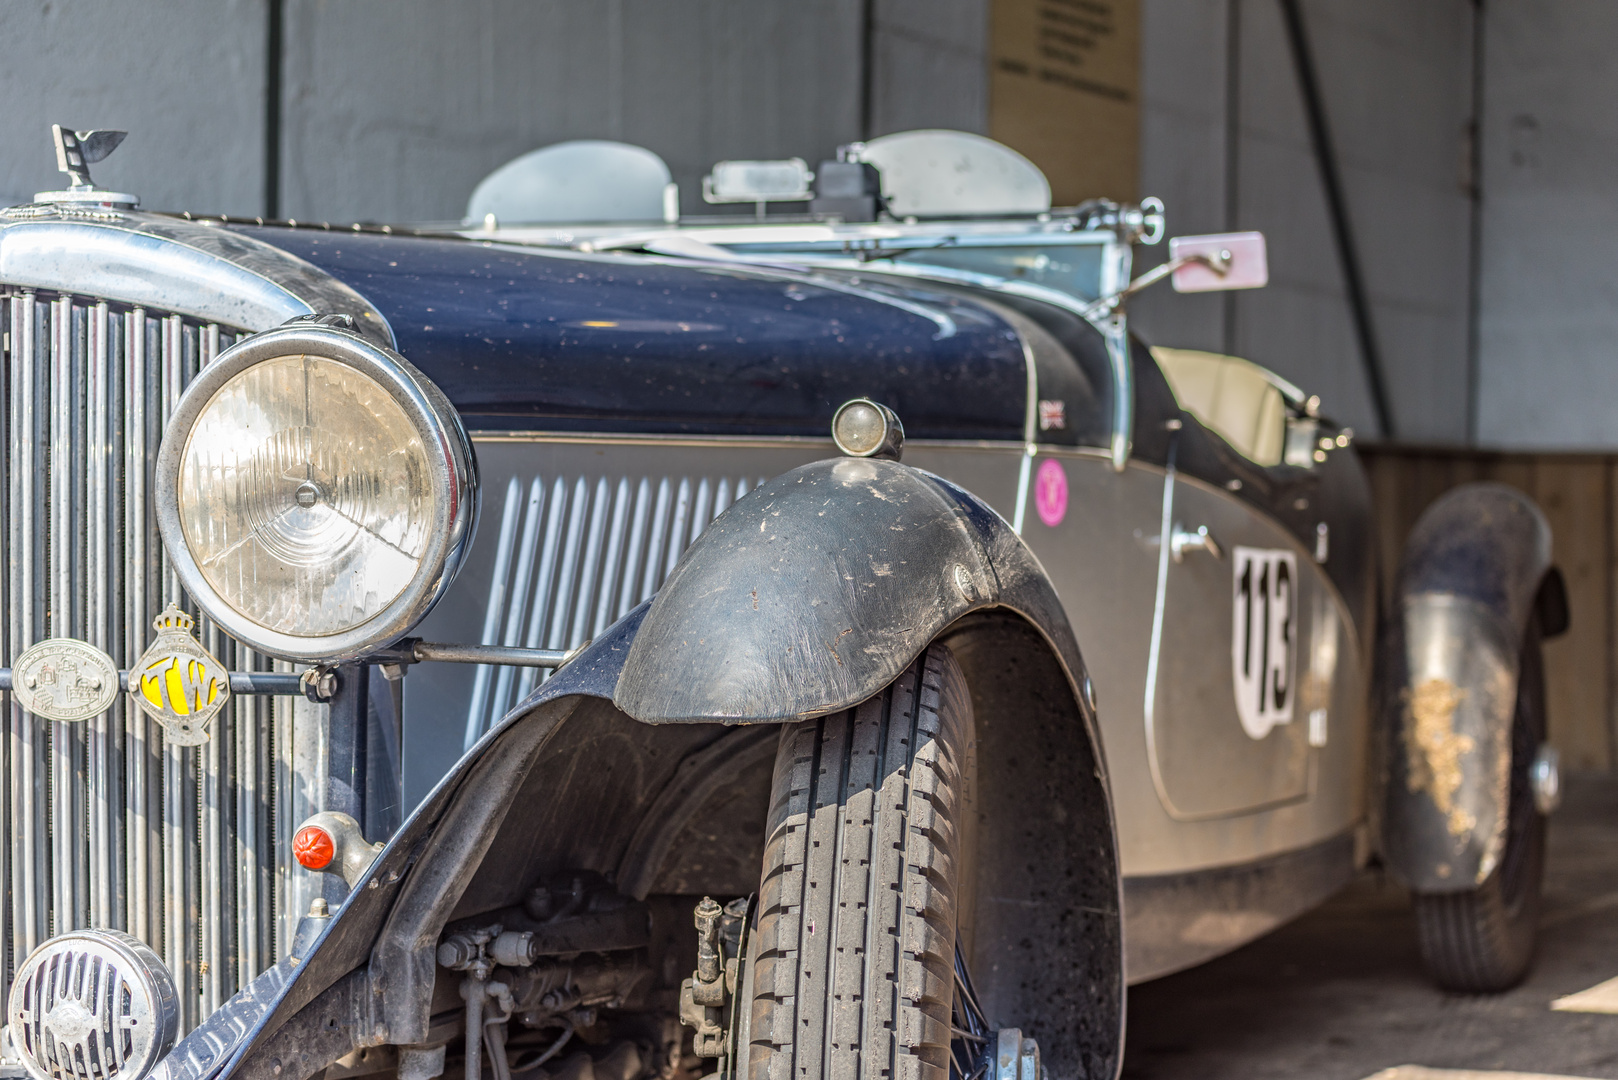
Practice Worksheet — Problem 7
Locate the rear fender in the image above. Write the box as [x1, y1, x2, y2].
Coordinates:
[1382, 483, 1561, 891]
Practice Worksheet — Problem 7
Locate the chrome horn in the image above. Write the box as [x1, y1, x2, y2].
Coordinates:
[6, 930, 178, 1080]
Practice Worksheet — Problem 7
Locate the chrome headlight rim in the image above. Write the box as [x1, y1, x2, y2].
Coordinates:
[6, 928, 179, 1080]
[155, 323, 477, 664]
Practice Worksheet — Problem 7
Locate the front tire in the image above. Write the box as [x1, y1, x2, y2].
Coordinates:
[1412, 615, 1547, 992]
[747, 645, 973, 1080]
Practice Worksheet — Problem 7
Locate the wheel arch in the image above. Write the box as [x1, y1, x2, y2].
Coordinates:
[607, 454, 1122, 1078]
[1381, 481, 1563, 892]
[207, 459, 1125, 1080]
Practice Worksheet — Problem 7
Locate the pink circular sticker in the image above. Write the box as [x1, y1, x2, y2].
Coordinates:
[1035, 458, 1068, 527]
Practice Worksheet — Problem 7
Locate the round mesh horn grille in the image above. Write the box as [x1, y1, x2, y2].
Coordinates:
[6, 930, 178, 1080]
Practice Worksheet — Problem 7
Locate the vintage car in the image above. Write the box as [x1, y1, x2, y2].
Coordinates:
[0, 127, 1569, 1080]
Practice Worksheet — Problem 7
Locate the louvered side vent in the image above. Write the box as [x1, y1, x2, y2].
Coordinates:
[463, 472, 767, 745]
[0, 292, 293, 1035]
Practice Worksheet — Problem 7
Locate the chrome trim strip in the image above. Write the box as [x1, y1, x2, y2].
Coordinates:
[0, 216, 395, 347]
[466, 431, 1038, 452]
[87, 299, 115, 932]
[124, 307, 155, 949]
[1141, 441, 1177, 819]
[484, 479, 546, 744]
[48, 295, 81, 932]
[1013, 319, 1039, 535]
[592, 478, 633, 637]
[570, 478, 613, 647]
[616, 479, 653, 623]
[517, 477, 571, 700]
[9, 292, 43, 965]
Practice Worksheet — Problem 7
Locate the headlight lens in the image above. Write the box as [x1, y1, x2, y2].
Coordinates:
[158, 323, 476, 662]
[180, 354, 429, 635]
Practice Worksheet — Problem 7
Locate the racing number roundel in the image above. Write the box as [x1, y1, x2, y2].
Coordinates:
[1232, 546, 1296, 739]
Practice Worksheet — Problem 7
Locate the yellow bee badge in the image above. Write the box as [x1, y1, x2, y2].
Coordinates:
[131, 603, 230, 745]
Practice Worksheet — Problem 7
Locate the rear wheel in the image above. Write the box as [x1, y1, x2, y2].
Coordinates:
[746, 645, 973, 1080]
[1412, 616, 1547, 992]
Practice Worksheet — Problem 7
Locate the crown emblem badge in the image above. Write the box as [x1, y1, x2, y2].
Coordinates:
[130, 602, 230, 745]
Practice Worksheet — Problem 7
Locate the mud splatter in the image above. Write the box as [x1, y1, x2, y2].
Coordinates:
[1404, 678, 1476, 836]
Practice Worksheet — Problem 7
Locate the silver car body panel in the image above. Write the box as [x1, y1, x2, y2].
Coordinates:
[406, 435, 1364, 881]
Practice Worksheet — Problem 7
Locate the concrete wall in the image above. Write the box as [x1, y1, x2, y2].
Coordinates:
[1474, 1, 1618, 449]
[0, 0, 1609, 450]
[1130, 0, 1477, 446]
[0, 0, 265, 215]
[280, 0, 863, 223]
[279, 0, 989, 224]
[870, 0, 990, 136]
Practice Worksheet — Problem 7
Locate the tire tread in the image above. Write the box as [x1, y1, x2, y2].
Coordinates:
[748, 647, 969, 1080]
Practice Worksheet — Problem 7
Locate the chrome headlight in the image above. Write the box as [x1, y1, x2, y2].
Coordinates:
[156, 323, 477, 663]
[6, 929, 178, 1080]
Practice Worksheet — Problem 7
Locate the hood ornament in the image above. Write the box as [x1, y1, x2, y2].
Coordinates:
[131, 604, 230, 745]
[33, 124, 138, 208]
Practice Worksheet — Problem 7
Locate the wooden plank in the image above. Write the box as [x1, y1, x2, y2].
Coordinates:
[1487, 455, 1537, 500]
[1532, 460, 1610, 770]
[1610, 461, 1618, 770]
[1361, 450, 1407, 606]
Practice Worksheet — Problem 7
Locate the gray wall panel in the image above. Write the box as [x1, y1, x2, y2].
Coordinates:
[1475, 1, 1618, 448]
[0, 0, 1604, 450]
[0, 0, 264, 215]
[280, 0, 862, 223]
[1131, 0, 1474, 445]
[870, 0, 989, 137]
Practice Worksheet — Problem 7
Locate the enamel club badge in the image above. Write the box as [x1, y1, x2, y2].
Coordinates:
[131, 604, 230, 745]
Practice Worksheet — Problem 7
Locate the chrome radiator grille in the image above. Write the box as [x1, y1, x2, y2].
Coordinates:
[464, 471, 766, 745]
[0, 292, 298, 1033]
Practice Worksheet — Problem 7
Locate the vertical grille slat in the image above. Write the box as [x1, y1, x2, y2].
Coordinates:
[462, 469, 767, 745]
[463, 477, 523, 749]
[86, 302, 113, 933]
[0, 292, 286, 1036]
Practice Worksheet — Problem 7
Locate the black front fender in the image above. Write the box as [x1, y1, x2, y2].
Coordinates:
[186, 457, 1123, 1080]
[614, 455, 1089, 725]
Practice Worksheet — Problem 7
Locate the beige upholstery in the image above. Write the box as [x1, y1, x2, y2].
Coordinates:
[1151, 347, 1288, 467]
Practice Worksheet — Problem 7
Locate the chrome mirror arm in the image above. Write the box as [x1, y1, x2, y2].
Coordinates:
[1083, 250, 1232, 321]
[1083, 249, 1232, 473]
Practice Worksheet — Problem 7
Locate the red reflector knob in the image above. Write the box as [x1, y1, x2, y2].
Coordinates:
[294, 826, 335, 870]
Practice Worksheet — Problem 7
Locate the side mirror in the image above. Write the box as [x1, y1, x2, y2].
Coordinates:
[1169, 231, 1268, 292]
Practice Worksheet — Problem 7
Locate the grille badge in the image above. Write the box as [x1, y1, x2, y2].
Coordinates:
[130, 604, 230, 746]
[12, 639, 119, 722]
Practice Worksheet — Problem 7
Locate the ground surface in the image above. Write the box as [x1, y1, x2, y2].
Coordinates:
[1121, 773, 1618, 1080]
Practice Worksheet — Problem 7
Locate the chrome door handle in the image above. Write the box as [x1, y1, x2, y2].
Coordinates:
[1170, 523, 1222, 563]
